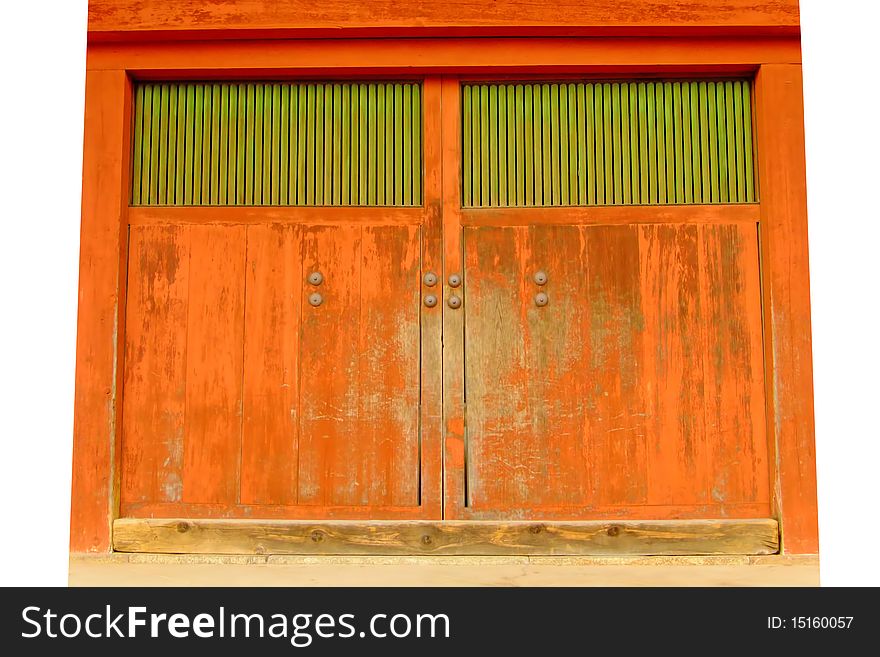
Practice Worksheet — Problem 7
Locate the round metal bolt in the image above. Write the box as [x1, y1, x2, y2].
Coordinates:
[533, 270, 548, 286]
[308, 271, 324, 286]
[423, 271, 438, 287]
[534, 292, 549, 307]
[424, 294, 438, 308]
[448, 273, 462, 288]
[308, 292, 323, 307]
[447, 295, 462, 309]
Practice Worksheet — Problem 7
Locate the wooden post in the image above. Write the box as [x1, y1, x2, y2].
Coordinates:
[755, 64, 819, 555]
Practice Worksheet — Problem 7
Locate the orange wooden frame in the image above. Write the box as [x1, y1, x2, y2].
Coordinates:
[72, 2, 817, 554]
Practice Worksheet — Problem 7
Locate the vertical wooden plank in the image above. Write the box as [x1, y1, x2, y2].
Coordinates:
[514, 84, 525, 207]
[162, 84, 177, 205]
[279, 84, 289, 205]
[566, 84, 579, 207]
[728, 81, 742, 202]
[706, 81, 720, 203]
[131, 84, 144, 205]
[182, 225, 246, 503]
[304, 84, 316, 205]
[628, 82, 640, 204]
[557, 84, 569, 205]
[549, 84, 561, 205]
[313, 83, 323, 205]
[690, 82, 703, 204]
[638, 82, 650, 204]
[497, 85, 509, 206]
[639, 224, 710, 505]
[394, 83, 404, 205]
[403, 84, 413, 205]
[698, 82, 711, 203]
[682, 82, 695, 204]
[619, 82, 631, 205]
[270, 83, 281, 205]
[610, 82, 622, 205]
[602, 83, 614, 205]
[663, 81, 675, 204]
[462, 85, 472, 207]
[183, 85, 195, 205]
[157, 84, 169, 205]
[507, 84, 517, 206]
[359, 84, 368, 205]
[296, 85, 308, 205]
[480, 84, 490, 207]
[717, 81, 730, 203]
[121, 226, 190, 508]
[743, 82, 756, 202]
[244, 83, 255, 205]
[594, 83, 606, 205]
[576, 84, 587, 206]
[672, 82, 684, 204]
[175, 85, 187, 205]
[148, 84, 161, 204]
[653, 82, 666, 204]
[755, 65, 818, 554]
[218, 83, 229, 205]
[361, 84, 376, 205]
[412, 84, 422, 205]
[585, 83, 596, 205]
[323, 82, 334, 205]
[288, 84, 298, 205]
[201, 83, 212, 205]
[373, 83, 383, 205]
[586, 225, 648, 505]
[240, 224, 302, 505]
[531, 84, 543, 206]
[488, 85, 499, 207]
[209, 83, 220, 205]
[71, 70, 129, 552]
[385, 83, 395, 204]
[541, 84, 553, 205]
[700, 224, 768, 505]
[522, 85, 534, 207]
[351, 83, 362, 205]
[235, 84, 246, 205]
[331, 83, 342, 205]
[340, 84, 350, 205]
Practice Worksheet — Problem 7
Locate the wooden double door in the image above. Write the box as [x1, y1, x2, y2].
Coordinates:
[121, 215, 769, 522]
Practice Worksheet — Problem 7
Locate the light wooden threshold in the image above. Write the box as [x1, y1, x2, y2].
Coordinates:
[113, 518, 779, 556]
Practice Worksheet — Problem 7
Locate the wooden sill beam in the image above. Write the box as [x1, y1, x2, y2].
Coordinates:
[113, 518, 779, 556]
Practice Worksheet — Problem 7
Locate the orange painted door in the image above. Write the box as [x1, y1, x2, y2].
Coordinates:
[459, 221, 770, 520]
[120, 220, 432, 519]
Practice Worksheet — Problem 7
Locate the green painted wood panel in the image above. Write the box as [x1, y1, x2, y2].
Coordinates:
[461, 79, 757, 207]
[131, 81, 423, 206]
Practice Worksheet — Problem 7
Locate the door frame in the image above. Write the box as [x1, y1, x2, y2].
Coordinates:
[71, 36, 817, 554]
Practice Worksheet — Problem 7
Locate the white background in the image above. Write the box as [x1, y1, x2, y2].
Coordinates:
[0, 0, 877, 586]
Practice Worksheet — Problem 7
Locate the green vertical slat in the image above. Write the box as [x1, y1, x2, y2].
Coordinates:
[340, 85, 350, 205]
[412, 84, 422, 205]
[610, 82, 622, 205]
[654, 83, 667, 204]
[497, 85, 507, 206]
[714, 82, 727, 203]
[313, 84, 323, 205]
[514, 85, 525, 207]
[557, 84, 569, 205]
[331, 83, 342, 205]
[162, 84, 177, 205]
[296, 85, 307, 204]
[192, 84, 203, 204]
[549, 84, 561, 205]
[680, 83, 693, 204]
[323, 83, 333, 205]
[637, 83, 649, 204]
[567, 84, 579, 206]
[278, 84, 289, 205]
[743, 82, 755, 202]
[174, 86, 187, 204]
[385, 83, 395, 204]
[209, 83, 221, 205]
[269, 84, 280, 205]
[506, 85, 517, 206]
[250, 84, 261, 204]
[530, 85, 542, 206]
[131, 85, 144, 204]
[403, 84, 413, 205]
[201, 84, 213, 205]
[488, 85, 499, 207]
[148, 85, 160, 204]
[287, 84, 297, 204]
[217, 84, 228, 204]
[141, 84, 152, 204]
[237, 84, 248, 205]
[351, 84, 361, 205]
[671, 82, 684, 204]
[575, 84, 587, 206]
[663, 82, 675, 204]
[733, 81, 746, 203]
[393, 83, 403, 205]
[480, 85, 490, 207]
[226, 85, 238, 205]
[183, 86, 194, 205]
[645, 83, 657, 204]
[688, 82, 701, 203]
[524, 84, 535, 206]
[157, 85, 169, 205]
[367, 84, 376, 205]
[706, 82, 720, 202]
[542, 84, 553, 205]
[619, 83, 631, 205]
[374, 84, 383, 205]
[725, 80, 739, 202]
[462, 86, 472, 206]
[593, 83, 605, 205]
[628, 82, 639, 204]
[304, 84, 315, 205]
[359, 84, 369, 205]
[585, 83, 596, 205]
[699, 82, 712, 203]
[604, 83, 616, 204]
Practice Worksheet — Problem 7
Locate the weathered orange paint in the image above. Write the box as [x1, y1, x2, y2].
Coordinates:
[72, 1, 818, 555]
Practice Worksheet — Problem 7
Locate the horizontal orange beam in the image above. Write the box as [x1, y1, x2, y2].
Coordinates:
[128, 206, 427, 226]
[461, 204, 760, 226]
[88, 37, 801, 74]
[88, 0, 799, 40]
